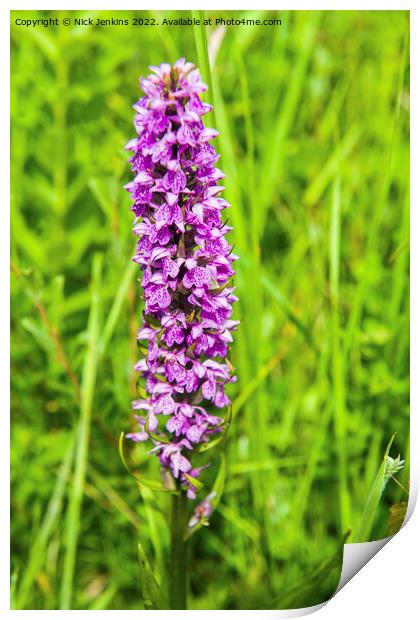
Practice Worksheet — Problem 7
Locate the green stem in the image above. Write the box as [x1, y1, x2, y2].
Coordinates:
[170, 490, 188, 609]
[392, 476, 409, 496]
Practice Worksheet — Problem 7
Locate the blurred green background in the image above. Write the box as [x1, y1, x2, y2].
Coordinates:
[11, 9, 409, 610]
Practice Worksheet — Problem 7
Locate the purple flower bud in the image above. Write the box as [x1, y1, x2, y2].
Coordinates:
[125, 59, 239, 497]
[188, 492, 217, 525]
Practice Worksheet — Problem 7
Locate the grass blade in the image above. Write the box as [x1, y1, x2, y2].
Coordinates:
[98, 257, 137, 357]
[330, 177, 352, 533]
[60, 254, 103, 609]
[138, 542, 169, 609]
[192, 10, 214, 127]
[353, 434, 396, 542]
[15, 433, 75, 609]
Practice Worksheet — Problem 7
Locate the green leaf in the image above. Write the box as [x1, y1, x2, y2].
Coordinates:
[137, 542, 169, 610]
[184, 473, 204, 491]
[136, 378, 148, 399]
[353, 434, 396, 542]
[198, 405, 232, 453]
[144, 417, 171, 445]
[137, 342, 149, 356]
[118, 433, 173, 492]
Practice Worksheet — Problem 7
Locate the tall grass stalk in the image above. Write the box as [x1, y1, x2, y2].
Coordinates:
[329, 177, 351, 533]
[192, 10, 214, 128]
[60, 254, 103, 609]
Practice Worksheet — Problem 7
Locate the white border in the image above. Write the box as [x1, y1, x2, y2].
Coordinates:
[3, 1, 417, 617]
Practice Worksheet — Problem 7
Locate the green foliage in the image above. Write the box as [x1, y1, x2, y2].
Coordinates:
[11, 9, 409, 610]
[118, 433, 173, 492]
[137, 543, 169, 610]
[353, 434, 397, 543]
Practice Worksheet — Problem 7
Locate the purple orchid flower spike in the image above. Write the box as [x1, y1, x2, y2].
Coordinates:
[125, 58, 239, 499]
